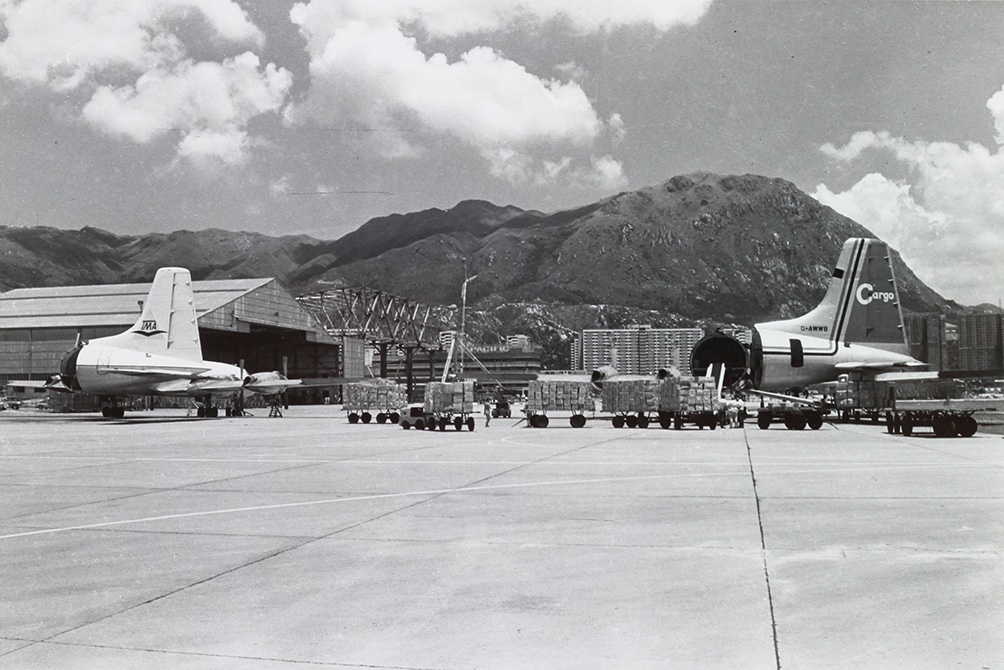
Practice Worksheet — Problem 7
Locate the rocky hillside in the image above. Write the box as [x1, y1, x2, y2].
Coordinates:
[0, 173, 959, 334]
[301, 173, 956, 323]
[0, 226, 321, 288]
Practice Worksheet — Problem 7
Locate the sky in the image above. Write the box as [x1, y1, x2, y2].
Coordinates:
[1, 0, 1002, 306]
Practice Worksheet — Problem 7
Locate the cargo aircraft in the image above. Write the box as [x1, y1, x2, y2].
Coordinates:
[689, 237, 928, 399]
[56, 267, 302, 418]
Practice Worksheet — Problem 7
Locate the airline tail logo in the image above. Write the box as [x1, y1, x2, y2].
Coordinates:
[855, 283, 895, 306]
[134, 319, 166, 337]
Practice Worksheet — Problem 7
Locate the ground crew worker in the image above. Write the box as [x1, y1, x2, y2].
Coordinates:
[484, 402, 491, 427]
[727, 401, 741, 428]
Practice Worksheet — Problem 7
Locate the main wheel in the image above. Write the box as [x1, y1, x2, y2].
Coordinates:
[570, 414, 586, 428]
[376, 413, 387, 424]
[637, 414, 649, 429]
[784, 414, 807, 430]
[467, 416, 475, 431]
[807, 414, 824, 431]
[361, 412, 372, 424]
[757, 411, 772, 430]
[454, 416, 463, 431]
[414, 419, 424, 430]
[612, 415, 625, 428]
[426, 417, 438, 431]
[957, 415, 978, 438]
[933, 415, 957, 438]
[625, 415, 638, 429]
[900, 414, 913, 436]
[389, 412, 400, 423]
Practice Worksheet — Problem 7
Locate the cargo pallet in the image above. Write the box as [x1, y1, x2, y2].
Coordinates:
[603, 378, 661, 429]
[525, 378, 593, 428]
[832, 377, 1004, 438]
[344, 380, 407, 425]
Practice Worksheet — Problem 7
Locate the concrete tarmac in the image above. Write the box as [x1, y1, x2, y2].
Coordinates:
[1, 406, 1001, 669]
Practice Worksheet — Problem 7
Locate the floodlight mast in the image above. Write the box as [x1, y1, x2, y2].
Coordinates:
[457, 260, 477, 379]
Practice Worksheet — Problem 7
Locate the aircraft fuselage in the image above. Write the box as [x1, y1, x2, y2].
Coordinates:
[66, 343, 245, 397]
[756, 327, 919, 392]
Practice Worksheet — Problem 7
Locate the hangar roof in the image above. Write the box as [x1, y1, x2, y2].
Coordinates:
[0, 278, 335, 344]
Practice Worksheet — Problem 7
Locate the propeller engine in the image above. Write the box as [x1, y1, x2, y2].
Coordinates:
[243, 371, 293, 395]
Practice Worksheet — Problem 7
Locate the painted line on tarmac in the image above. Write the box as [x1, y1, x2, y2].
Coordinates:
[0, 471, 739, 541]
[0, 457, 990, 542]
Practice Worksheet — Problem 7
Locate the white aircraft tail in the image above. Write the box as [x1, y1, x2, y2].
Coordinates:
[757, 238, 911, 356]
[92, 267, 204, 361]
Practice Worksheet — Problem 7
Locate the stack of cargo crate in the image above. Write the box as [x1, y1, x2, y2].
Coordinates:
[526, 379, 592, 413]
[834, 378, 881, 410]
[879, 377, 958, 402]
[659, 376, 719, 413]
[344, 379, 407, 412]
[424, 380, 475, 414]
[836, 377, 959, 410]
[602, 379, 660, 414]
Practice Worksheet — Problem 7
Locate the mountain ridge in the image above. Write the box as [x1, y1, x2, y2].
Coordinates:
[0, 173, 963, 336]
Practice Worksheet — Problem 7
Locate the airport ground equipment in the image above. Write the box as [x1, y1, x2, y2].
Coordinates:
[525, 379, 592, 428]
[603, 378, 661, 428]
[344, 379, 407, 424]
[398, 404, 428, 430]
[416, 380, 477, 431]
[492, 396, 511, 419]
[833, 376, 1004, 437]
[657, 375, 726, 429]
[754, 399, 826, 430]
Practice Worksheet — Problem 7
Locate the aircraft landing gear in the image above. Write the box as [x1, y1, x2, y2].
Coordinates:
[194, 396, 220, 418]
[100, 397, 125, 419]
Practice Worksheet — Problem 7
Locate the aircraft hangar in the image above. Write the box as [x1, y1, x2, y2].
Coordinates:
[0, 277, 364, 404]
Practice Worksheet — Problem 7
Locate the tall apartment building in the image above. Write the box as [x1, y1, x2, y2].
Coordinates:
[904, 312, 1002, 372]
[958, 314, 1003, 371]
[575, 325, 704, 374]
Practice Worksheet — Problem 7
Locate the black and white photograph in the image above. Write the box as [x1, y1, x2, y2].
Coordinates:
[1, 1, 1002, 668]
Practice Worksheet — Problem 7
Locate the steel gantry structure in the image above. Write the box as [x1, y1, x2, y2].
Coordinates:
[296, 286, 455, 394]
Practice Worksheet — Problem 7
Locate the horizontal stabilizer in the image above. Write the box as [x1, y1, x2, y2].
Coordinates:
[43, 375, 75, 393]
[834, 360, 929, 371]
[871, 370, 941, 382]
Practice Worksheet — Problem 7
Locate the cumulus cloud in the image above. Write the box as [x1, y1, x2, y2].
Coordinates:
[813, 87, 1004, 305]
[0, 0, 289, 168]
[82, 53, 291, 166]
[286, 0, 710, 188]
